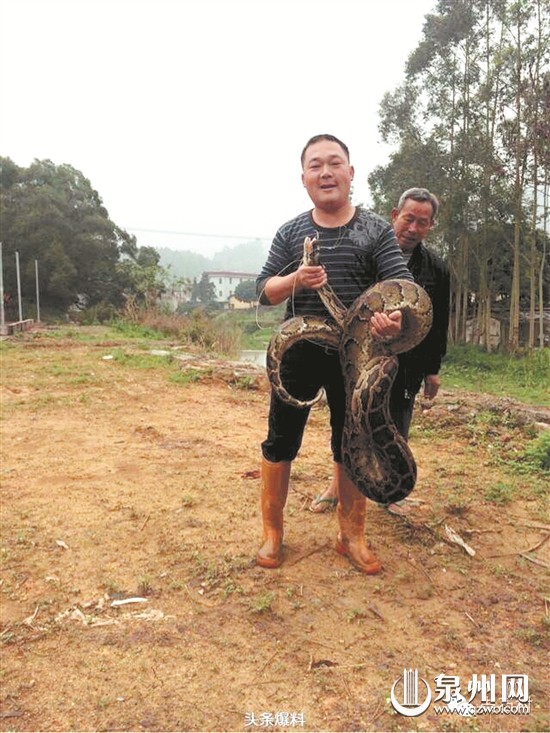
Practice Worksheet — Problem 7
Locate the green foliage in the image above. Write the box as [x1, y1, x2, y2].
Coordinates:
[116, 304, 243, 356]
[72, 301, 119, 325]
[484, 482, 516, 504]
[233, 279, 257, 303]
[218, 303, 286, 349]
[169, 369, 204, 385]
[442, 344, 549, 405]
[369, 0, 550, 349]
[0, 157, 168, 315]
[109, 320, 166, 340]
[179, 308, 242, 354]
[111, 349, 169, 370]
[249, 592, 275, 613]
[189, 273, 216, 306]
[520, 432, 550, 472]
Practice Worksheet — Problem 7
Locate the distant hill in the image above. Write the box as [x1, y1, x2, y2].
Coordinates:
[156, 240, 270, 280]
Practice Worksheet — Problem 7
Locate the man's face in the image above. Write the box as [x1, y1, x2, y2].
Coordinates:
[391, 199, 434, 253]
[301, 140, 354, 212]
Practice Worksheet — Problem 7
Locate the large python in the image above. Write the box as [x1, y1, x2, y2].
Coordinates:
[266, 236, 433, 504]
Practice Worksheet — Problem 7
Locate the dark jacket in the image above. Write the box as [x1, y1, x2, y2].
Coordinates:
[398, 242, 450, 392]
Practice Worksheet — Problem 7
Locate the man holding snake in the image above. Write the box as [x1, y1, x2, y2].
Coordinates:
[255, 134, 415, 574]
[310, 186, 450, 516]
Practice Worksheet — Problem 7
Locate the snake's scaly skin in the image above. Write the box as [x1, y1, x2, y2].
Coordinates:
[266, 237, 433, 504]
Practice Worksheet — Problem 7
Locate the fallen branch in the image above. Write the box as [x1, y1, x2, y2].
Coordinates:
[445, 525, 476, 556]
[23, 606, 40, 627]
[519, 554, 550, 570]
[254, 649, 279, 679]
[286, 542, 330, 567]
[405, 556, 436, 587]
[462, 528, 501, 535]
[528, 534, 550, 553]
[488, 533, 550, 558]
[367, 605, 386, 622]
[464, 611, 480, 628]
[316, 662, 369, 672]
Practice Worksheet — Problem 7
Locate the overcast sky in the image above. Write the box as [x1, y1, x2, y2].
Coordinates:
[0, 0, 436, 256]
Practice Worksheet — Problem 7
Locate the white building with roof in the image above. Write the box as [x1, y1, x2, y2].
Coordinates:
[205, 271, 258, 303]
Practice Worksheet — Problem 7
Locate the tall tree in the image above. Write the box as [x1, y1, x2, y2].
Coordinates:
[369, 0, 550, 350]
[0, 158, 166, 313]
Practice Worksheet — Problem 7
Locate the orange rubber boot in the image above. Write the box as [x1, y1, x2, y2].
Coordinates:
[335, 464, 382, 575]
[256, 458, 291, 569]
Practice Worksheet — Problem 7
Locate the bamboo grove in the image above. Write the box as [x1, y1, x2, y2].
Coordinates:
[368, 0, 549, 351]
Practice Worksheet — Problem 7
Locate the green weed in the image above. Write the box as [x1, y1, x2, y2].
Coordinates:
[442, 344, 549, 406]
[346, 608, 367, 622]
[230, 375, 258, 390]
[484, 481, 515, 504]
[169, 369, 204, 385]
[111, 349, 171, 369]
[250, 592, 275, 613]
[137, 575, 153, 596]
[222, 580, 244, 597]
[519, 431, 550, 472]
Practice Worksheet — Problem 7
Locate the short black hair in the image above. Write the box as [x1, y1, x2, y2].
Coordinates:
[300, 134, 350, 167]
[397, 187, 440, 220]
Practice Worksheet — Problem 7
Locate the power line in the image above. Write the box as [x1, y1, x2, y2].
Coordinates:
[128, 227, 272, 242]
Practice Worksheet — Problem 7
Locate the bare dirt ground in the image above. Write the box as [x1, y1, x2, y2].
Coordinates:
[1, 327, 549, 732]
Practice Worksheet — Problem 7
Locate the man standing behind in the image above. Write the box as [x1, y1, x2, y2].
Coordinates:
[310, 187, 450, 514]
[389, 187, 450, 441]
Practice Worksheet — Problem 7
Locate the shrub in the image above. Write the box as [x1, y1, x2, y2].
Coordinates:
[521, 431, 550, 472]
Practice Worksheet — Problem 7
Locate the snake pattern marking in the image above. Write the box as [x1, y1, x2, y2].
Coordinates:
[266, 236, 433, 504]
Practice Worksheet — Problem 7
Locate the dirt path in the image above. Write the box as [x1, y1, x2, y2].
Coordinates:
[1, 331, 548, 732]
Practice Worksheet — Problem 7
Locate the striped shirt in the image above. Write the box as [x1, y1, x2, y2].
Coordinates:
[257, 207, 414, 321]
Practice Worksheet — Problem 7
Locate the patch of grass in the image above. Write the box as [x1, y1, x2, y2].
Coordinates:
[109, 320, 167, 341]
[515, 626, 544, 647]
[103, 579, 124, 596]
[222, 580, 244, 597]
[484, 481, 515, 504]
[229, 375, 258, 390]
[169, 369, 204, 385]
[444, 498, 471, 516]
[346, 608, 367, 622]
[111, 349, 172, 369]
[137, 575, 153, 596]
[442, 344, 549, 406]
[249, 592, 275, 613]
[218, 304, 286, 350]
[519, 431, 550, 472]
[188, 551, 250, 597]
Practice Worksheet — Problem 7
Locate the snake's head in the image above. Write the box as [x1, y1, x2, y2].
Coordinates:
[303, 236, 320, 266]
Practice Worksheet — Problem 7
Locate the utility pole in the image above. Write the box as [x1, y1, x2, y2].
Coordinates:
[0, 242, 6, 335]
[35, 259, 41, 323]
[15, 250, 23, 322]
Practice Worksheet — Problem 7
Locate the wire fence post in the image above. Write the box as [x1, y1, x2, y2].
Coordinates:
[15, 250, 23, 322]
[35, 259, 41, 323]
[0, 242, 6, 335]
